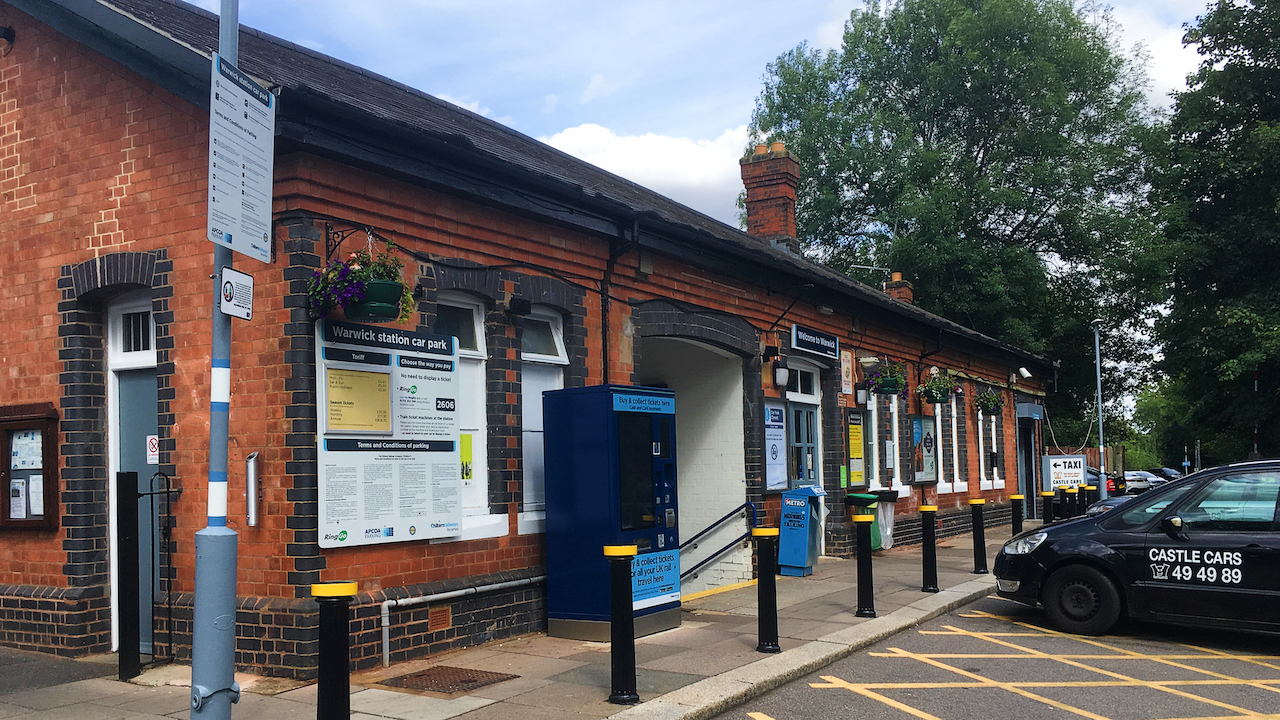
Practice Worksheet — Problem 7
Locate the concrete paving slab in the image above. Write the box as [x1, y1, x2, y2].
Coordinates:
[466, 675, 553, 700]
[442, 650, 587, 679]
[501, 680, 623, 717]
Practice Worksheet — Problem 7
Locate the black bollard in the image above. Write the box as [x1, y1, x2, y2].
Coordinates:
[313, 581, 358, 720]
[920, 505, 939, 593]
[970, 499, 988, 574]
[1041, 490, 1056, 523]
[605, 545, 640, 705]
[753, 527, 781, 653]
[853, 513, 876, 617]
[1084, 484, 1098, 508]
[1066, 487, 1079, 517]
[1010, 495, 1024, 536]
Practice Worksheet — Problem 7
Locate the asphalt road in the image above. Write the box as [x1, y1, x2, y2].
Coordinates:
[719, 595, 1280, 720]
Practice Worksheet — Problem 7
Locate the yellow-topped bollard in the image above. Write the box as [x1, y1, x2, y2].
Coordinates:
[1010, 494, 1025, 535]
[752, 527, 781, 653]
[312, 581, 358, 720]
[603, 545, 639, 705]
[853, 514, 876, 617]
[969, 499, 988, 574]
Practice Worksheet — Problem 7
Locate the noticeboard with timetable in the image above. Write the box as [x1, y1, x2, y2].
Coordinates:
[0, 403, 58, 530]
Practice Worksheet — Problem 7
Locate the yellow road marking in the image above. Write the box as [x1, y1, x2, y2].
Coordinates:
[746, 713, 775, 720]
[810, 676, 945, 720]
[805, 606, 1280, 720]
[942, 622, 1262, 716]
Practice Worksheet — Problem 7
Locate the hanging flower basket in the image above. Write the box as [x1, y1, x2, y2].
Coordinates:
[867, 360, 906, 396]
[917, 368, 958, 404]
[307, 238, 414, 324]
[975, 389, 1004, 414]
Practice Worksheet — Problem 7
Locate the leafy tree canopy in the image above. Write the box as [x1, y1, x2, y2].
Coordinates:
[1151, 0, 1280, 463]
[751, 0, 1158, 435]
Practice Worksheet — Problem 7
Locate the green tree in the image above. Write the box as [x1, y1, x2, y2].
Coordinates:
[1152, 0, 1280, 463]
[751, 0, 1158, 430]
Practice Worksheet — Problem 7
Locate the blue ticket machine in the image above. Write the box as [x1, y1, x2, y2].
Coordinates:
[779, 485, 826, 576]
[544, 385, 681, 640]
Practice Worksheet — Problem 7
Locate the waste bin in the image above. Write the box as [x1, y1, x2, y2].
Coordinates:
[779, 486, 826, 576]
[872, 489, 899, 549]
[844, 492, 881, 549]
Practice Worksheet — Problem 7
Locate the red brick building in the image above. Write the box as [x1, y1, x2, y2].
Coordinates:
[0, 0, 1054, 677]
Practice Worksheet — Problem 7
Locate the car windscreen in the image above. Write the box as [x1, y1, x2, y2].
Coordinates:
[1099, 482, 1196, 531]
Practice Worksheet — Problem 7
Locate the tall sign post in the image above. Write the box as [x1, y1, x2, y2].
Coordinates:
[192, 1, 275, 717]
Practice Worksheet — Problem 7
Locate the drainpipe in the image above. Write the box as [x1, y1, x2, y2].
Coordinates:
[380, 576, 546, 668]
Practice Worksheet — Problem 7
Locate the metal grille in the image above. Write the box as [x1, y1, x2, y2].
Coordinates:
[380, 665, 518, 693]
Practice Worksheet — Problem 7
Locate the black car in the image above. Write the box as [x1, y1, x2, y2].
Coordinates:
[995, 461, 1280, 635]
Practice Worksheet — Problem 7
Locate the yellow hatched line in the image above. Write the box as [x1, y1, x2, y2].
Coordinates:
[835, 678, 1280, 690]
[965, 610, 1280, 701]
[870, 652, 1280, 660]
[810, 676, 945, 720]
[953, 616, 1276, 713]
[746, 713, 775, 720]
[1178, 642, 1280, 673]
[878, 646, 1115, 720]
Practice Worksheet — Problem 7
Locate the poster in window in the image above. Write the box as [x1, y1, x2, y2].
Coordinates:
[847, 411, 865, 486]
[911, 416, 937, 484]
[764, 404, 787, 491]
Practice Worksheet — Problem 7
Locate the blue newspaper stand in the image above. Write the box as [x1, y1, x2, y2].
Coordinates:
[779, 486, 826, 576]
[544, 385, 681, 640]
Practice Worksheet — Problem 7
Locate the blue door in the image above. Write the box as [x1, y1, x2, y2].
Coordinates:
[118, 368, 159, 654]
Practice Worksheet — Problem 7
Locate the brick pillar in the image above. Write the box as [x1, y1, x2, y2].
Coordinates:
[740, 141, 800, 254]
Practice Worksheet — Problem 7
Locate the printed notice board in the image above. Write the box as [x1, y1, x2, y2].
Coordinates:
[316, 320, 461, 548]
[206, 54, 275, 263]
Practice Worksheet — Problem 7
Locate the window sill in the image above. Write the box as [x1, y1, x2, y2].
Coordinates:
[517, 510, 545, 535]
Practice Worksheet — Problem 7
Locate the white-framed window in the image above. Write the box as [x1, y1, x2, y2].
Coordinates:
[432, 292, 505, 541]
[519, 307, 567, 533]
[107, 293, 157, 371]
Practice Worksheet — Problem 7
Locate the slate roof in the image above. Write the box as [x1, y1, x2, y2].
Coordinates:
[31, 0, 1053, 371]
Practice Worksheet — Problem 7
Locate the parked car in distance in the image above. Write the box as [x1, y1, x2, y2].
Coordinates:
[1149, 467, 1184, 481]
[995, 460, 1280, 636]
[1124, 470, 1163, 494]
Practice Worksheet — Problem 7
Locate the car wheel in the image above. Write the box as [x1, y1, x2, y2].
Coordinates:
[1042, 565, 1122, 635]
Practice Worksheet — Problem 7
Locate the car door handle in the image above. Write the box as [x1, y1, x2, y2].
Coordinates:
[1244, 544, 1274, 552]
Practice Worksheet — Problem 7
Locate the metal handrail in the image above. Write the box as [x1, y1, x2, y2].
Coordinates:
[679, 501, 758, 552]
[679, 502, 758, 581]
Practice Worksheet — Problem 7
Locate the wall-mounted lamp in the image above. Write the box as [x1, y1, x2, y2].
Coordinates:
[855, 381, 868, 406]
[816, 305, 834, 316]
[0, 27, 14, 58]
[772, 355, 790, 388]
[1018, 367, 1032, 379]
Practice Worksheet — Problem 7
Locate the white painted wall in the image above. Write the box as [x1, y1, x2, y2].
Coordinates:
[637, 338, 750, 595]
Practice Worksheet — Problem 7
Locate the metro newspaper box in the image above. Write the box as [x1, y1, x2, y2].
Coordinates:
[779, 485, 826, 576]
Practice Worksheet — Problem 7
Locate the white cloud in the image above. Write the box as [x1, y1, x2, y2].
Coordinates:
[580, 74, 618, 104]
[540, 124, 749, 226]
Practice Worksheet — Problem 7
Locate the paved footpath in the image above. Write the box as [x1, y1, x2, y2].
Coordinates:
[0, 526, 1024, 720]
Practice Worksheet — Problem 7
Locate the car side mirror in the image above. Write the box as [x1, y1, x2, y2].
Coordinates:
[1162, 515, 1187, 540]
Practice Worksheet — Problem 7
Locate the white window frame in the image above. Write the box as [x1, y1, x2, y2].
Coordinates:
[785, 358, 822, 489]
[949, 393, 967, 493]
[432, 292, 506, 542]
[518, 306, 568, 534]
[105, 291, 156, 652]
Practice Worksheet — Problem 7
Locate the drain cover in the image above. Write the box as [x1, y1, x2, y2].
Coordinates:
[380, 665, 519, 693]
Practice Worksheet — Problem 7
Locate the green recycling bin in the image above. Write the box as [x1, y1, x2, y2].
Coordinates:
[844, 493, 882, 549]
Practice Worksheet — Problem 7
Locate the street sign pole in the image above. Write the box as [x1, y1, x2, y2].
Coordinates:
[192, 2, 240, 718]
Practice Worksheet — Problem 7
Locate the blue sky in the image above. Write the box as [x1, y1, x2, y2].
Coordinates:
[195, 0, 1209, 226]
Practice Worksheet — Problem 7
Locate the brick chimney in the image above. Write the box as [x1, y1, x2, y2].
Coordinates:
[740, 141, 801, 254]
[883, 272, 914, 304]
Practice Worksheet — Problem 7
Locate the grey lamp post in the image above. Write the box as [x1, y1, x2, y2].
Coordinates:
[1092, 320, 1107, 499]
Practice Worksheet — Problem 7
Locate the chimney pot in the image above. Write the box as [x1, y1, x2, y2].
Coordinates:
[754, 143, 769, 155]
[883, 273, 914, 304]
[769, 141, 786, 154]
